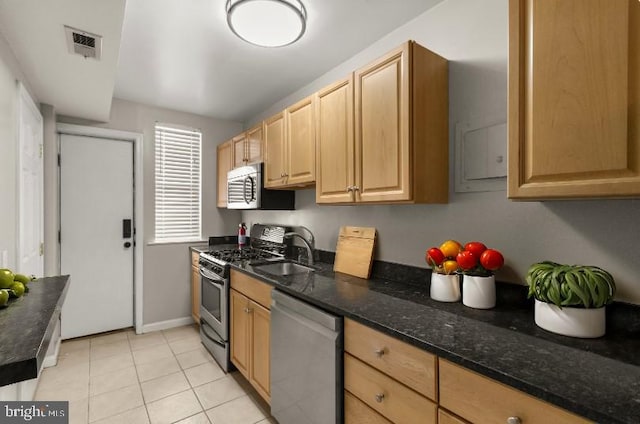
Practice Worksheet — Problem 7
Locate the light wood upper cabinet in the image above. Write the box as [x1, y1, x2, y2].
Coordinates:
[508, 0, 640, 199]
[316, 76, 355, 203]
[216, 140, 233, 208]
[264, 112, 287, 188]
[316, 41, 448, 204]
[264, 97, 316, 188]
[286, 96, 316, 186]
[232, 123, 263, 168]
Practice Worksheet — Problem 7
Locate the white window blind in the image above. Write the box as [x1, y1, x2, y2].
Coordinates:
[155, 123, 202, 242]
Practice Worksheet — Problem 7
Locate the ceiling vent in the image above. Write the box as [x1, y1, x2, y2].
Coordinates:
[64, 26, 102, 60]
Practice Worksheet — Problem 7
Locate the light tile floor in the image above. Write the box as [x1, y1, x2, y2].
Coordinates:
[35, 325, 276, 424]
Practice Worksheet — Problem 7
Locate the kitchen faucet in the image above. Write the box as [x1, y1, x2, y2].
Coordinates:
[284, 231, 315, 266]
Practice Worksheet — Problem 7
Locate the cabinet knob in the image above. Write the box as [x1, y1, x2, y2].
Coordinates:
[346, 186, 353, 192]
[353, 186, 360, 191]
[374, 393, 385, 403]
[244, 307, 253, 313]
[507, 417, 522, 424]
[374, 348, 386, 358]
[283, 172, 289, 177]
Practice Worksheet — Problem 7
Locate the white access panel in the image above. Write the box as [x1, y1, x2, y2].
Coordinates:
[60, 134, 134, 339]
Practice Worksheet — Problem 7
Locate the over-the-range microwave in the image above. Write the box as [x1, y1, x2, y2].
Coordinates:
[227, 163, 294, 210]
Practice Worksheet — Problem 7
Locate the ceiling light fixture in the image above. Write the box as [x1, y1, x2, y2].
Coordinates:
[226, 0, 307, 48]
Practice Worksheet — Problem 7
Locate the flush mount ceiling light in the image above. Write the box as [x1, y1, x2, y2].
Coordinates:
[226, 0, 307, 48]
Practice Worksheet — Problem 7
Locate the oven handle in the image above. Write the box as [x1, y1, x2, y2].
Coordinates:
[201, 320, 226, 347]
[199, 268, 224, 286]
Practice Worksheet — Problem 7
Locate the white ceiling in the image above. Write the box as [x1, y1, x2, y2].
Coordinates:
[0, 0, 126, 122]
[0, 0, 446, 123]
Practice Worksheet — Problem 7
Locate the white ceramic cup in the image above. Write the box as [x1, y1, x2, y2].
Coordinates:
[462, 275, 496, 309]
[430, 273, 461, 302]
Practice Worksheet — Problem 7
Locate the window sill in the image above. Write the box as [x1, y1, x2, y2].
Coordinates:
[147, 239, 207, 246]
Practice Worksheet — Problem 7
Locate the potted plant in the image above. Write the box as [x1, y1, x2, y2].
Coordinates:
[456, 242, 504, 309]
[425, 240, 463, 302]
[526, 261, 616, 338]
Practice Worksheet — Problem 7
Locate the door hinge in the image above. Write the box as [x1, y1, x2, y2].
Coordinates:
[39, 144, 43, 159]
[58, 231, 61, 244]
[39, 242, 44, 256]
[57, 153, 61, 167]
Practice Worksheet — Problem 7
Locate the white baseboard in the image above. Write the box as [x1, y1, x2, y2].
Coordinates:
[141, 316, 194, 334]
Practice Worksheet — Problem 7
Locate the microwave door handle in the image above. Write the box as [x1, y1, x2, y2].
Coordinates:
[243, 176, 250, 204]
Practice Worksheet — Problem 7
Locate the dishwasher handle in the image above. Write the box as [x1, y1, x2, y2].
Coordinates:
[271, 290, 341, 332]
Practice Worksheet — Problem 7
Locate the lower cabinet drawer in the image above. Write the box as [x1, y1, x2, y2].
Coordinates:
[344, 353, 437, 424]
[344, 318, 437, 401]
[345, 390, 392, 424]
[438, 408, 469, 424]
[439, 359, 591, 424]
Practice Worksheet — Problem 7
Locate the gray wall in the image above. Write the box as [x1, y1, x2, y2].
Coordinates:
[59, 98, 242, 325]
[242, 0, 640, 304]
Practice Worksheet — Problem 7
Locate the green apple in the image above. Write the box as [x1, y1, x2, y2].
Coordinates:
[13, 274, 33, 285]
[0, 269, 14, 289]
[0, 289, 9, 306]
[10, 282, 24, 297]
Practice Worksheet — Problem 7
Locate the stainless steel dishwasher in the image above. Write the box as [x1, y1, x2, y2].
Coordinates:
[270, 289, 343, 424]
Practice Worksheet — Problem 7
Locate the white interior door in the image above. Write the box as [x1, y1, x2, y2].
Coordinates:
[60, 134, 134, 339]
[17, 83, 43, 276]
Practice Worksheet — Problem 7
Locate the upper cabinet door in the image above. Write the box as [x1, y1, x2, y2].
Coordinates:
[232, 133, 247, 168]
[355, 43, 411, 202]
[216, 140, 233, 208]
[508, 0, 640, 199]
[286, 95, 316, 186]
[246, 123, 263, 165]
[264, 112, 286, 188]
[316, 77, 355, 203]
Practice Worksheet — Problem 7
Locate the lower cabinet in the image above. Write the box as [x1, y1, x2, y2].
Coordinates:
[439, 359, 591, 424]
[190, 251, 200, 324]
[344, 318, 437, 424]
[438, 408, 469, 424]
[229, 269, 272, 404]
[345, 318, 592, 424]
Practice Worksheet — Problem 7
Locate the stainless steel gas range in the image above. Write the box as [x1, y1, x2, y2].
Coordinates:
[198, 224, 287, 371]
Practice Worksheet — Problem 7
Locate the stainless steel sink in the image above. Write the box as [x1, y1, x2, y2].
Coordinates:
[253, 260, 315, 276]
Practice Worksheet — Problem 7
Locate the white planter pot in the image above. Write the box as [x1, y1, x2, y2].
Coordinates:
[462, 275, 496, 309]
[430, 273, 460, 302]
[534, 299, 606, 338]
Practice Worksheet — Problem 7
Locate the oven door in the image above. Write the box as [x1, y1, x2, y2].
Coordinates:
[227, 173, 260, 209]
[199, 267, 227, 340]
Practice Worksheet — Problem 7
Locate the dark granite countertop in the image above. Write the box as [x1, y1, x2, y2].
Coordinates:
[230, 258, 640, 424]
[0, 275, 70, 386]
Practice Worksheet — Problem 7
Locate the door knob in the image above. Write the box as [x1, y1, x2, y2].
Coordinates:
[124, 242, 132, 248]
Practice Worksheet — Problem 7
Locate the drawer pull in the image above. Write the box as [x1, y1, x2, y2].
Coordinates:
[507, 417, 522, 424]
[374, 348, 386, 358]
[374, 393, 385, 403]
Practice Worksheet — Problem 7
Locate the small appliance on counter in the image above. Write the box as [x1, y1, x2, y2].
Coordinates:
[227, 163, 295, 210]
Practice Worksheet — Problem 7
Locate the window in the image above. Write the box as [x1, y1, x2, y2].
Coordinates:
[154, 123, 201, 242]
